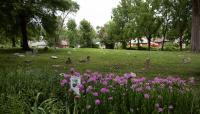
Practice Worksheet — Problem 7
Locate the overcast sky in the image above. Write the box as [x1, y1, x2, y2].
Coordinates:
[70, 0, 120, 28]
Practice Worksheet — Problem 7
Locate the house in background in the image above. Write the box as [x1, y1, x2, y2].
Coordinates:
[129, 37, 169, 48]
[58, 40, 69, 48]
[129, 37, 158, 47]
[130, 37, 148, 46]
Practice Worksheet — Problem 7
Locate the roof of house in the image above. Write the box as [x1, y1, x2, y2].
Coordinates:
[60, 40, 68, 45]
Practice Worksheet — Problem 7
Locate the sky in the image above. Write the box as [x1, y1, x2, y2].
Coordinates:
[70, 0, 120, 28]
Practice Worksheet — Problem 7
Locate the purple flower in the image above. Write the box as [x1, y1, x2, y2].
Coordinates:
[93, 92, 99, 97]
[60, 79, 68, 86]
[86, 86, 93, 93]
[158, 108, 163, 112]
[124, 72, 136, 79]
[144, 93, 150, 99]
[88, 76, 97, 83]
[133, 77, 146, 84]
[189, 77, 195, 84]
[102, 81, 108, 86]
[78, 84, 84, 91]
[135, 87, 143, 92]
[108, 96, 113, 100]
[145, 86, 151, 90]
[100, 88, 109, 93]
[95, 99, 101, 105]
[114, 76, 127, 85]
[131, 84, 138, 89]
[74, 72, 80, 77]
[64, 74, 70, 78]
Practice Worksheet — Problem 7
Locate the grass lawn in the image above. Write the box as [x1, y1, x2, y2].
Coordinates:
[0, 48, 200, 113]
[0, 48, 200, 78]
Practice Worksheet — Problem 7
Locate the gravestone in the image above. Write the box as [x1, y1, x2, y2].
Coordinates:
[25, 51, 32, 55]
[32, 48, 38, 55]
[13, 53, 20, 56]
[144, 58, 151, 70]
[70, 76, 81, 95]
[66, 57, 72, 64]
[79, 56, 91, 63]
[24, 60, 32, 65]
[52, 65, 61, 68]
[13, 53, 25, 57]
[183, 57, 191, 64]
[51, 56, 58, 59]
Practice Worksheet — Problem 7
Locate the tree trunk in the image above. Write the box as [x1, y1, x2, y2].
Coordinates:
[191, 0, 200, 53]
[161, 34, 166, 51]
[54, 37, 57, 49]
[121, 41, 127, 49]
[137, 37, 140, 49]
[20, 15, 30, 51]
[147, 35, 151, 51]
[129, 40, 132, 48]
[179, 35, 183, 51]
[11, 36, 16, 48]
[105, 43, 114, 49]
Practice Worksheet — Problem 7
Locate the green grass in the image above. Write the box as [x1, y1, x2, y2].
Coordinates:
[0, 48, 200, 78]
[0, 48, 200, 114]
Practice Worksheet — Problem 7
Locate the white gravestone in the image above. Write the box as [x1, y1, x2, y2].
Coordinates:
[70, 76, 81, 95]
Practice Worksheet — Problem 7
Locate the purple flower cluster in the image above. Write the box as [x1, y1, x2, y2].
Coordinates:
[60, 69, 195, 107]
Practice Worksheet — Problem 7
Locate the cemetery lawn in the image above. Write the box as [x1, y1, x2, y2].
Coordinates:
[0, 48, 200, 113]
[0, 48, 200, 79]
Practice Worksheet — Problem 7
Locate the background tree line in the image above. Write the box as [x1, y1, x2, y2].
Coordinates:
[97, 0, 199, 52]
[0, 0, 199, 52]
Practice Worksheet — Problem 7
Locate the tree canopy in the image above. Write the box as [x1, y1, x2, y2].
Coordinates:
[0, 0, 79, 50]
[79, 19, 96, 48]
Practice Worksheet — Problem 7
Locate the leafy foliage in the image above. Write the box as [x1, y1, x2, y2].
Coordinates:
[79, 19, 96, 48]
[66, 19, 79, 48]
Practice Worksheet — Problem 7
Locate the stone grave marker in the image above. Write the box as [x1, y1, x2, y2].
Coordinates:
[183, 57, 191, 64]
[51, 56, 58, 59]
[70, 76, 81, 95]
[66, 57, 72, 64]
[32, 48, 38, 55]
[144, 58, 151, 70]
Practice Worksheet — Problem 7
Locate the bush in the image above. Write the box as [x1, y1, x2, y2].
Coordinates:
[92, 44, 100, 48]
[127, 46, 159, 51]
[164, 43, 179, 51]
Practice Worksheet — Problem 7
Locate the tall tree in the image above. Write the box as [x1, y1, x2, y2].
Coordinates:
[56, 1, 79, 47]
[79, 19, 96, 48]
[100, 21, 120, 49]
[112, 0, 133, 49]
[159, 0, 173, 51]
[66, 19, 78, 47]
[0, 0, 78, 50]
[171, 0, 191, 51]
[135, 0, 162, 51]
[191, 0, 200, 52]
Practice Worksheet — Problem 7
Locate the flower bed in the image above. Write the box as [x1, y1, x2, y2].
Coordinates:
[60, 68, 199, 114]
